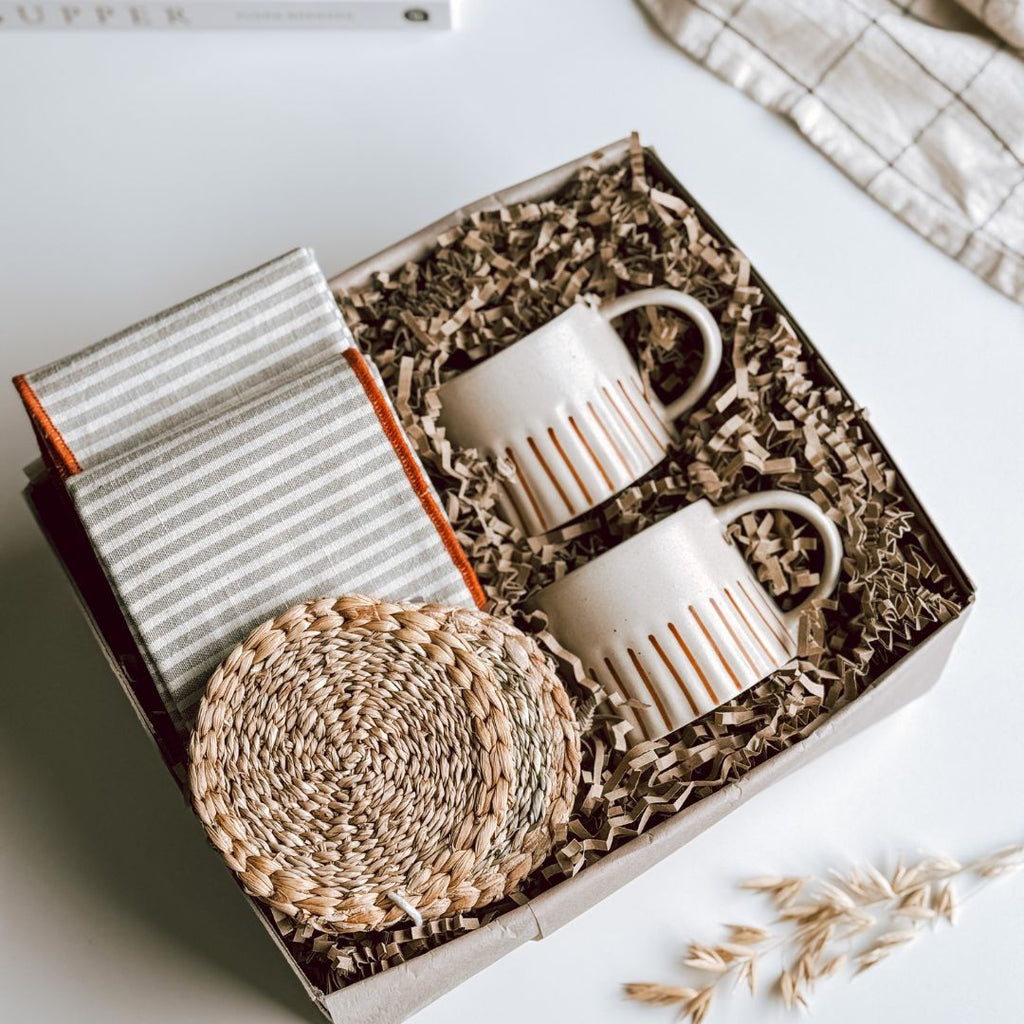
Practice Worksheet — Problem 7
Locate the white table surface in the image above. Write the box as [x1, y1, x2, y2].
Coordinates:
[2, 2, 1023, 1022]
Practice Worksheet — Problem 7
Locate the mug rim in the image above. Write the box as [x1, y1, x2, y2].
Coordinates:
[435, 302, 604, 399]
[532, 498, 717, 607]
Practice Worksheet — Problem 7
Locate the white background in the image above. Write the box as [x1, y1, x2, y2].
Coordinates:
[2, 2, 1023, 1022]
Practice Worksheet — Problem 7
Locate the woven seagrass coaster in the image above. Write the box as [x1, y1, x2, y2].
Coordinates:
[189, 595, 581, 933]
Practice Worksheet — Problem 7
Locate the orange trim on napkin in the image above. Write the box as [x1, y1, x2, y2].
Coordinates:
[12, 374, 81, 477]
[342, 348, 487, 609]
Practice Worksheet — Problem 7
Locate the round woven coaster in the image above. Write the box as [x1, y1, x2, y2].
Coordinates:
[189, 595, 581, 933]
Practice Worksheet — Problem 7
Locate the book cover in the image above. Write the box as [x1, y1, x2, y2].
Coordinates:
[0, 0, 451, 30]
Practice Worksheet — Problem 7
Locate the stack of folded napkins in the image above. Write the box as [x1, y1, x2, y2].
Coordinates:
[14, 248, 483, 736]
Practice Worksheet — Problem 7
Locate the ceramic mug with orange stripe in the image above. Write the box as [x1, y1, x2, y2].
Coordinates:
[435, 289, 722, 536]
[532, 490, 843, 741]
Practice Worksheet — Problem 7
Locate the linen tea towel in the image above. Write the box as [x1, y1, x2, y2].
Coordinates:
[14, 248, 484, 736]
[638, 0, 1024, 304]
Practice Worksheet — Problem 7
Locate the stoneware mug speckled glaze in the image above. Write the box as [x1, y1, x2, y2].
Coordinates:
[436, 289, 723, 536]
[532, 490, 843, 741]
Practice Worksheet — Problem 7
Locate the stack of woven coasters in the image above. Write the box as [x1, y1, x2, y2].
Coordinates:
[14, 248, 484, 737]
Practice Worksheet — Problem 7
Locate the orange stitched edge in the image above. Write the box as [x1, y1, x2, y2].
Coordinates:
[343, 348, 486, 609]
[12, 374, 81, 477]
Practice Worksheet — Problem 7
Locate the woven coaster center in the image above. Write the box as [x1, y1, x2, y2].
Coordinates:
[190, 595, 581, 933]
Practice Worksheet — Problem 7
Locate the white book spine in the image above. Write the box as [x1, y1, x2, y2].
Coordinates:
[0, 0, 451, 30]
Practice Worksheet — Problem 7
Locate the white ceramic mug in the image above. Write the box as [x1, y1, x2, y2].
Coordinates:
[436, 289, 722, 536]
[532, 491, 843, 741]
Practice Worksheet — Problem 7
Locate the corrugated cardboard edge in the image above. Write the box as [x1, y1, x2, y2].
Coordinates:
[323, 904, 540, 1024]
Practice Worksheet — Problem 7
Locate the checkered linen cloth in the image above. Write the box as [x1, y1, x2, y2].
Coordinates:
[639, 0, 1024, 304]
[15, 249, 483, 736]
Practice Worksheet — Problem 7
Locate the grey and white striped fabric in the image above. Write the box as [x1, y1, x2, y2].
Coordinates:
[21, 249, 479, 735]
[23, 249, 347, 469]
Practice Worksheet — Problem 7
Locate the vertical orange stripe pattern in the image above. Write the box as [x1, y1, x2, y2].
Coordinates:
[755, 585, 793, 644]
[526, 436, 575, 516]
[618, 379, 667, 453]
[724, 586, 777, 666]
[710, 597, 758, 675]
[603, 657, 633, 700]
[736, 579, 791, 653]
[568, 415, 614, 491]
[548, 426, 592, 504]
[668, 621, 718, 702]
[587, 400, 633, 475]
[627, 647, 672, 731]
[603, 385, 653, 459]
[689, 605, 743, 691]
[635, 380, 675, 443]
[506, 447, 547, 532]
[648, 634, 699, 716]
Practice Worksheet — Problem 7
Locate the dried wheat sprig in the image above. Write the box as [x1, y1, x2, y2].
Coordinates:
[624, 983, 715, 1023]
[623, 983, 699, 1007]
[739, 875, 806, 908]
[624, 839, 1023, 1019]
[969, 844, 1024, 879]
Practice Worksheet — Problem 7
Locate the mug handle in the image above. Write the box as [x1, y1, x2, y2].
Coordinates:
[600, 287, 723, 420]
[712, 490, 843, 624]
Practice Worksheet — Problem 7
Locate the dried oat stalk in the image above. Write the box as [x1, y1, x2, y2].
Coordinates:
[625, 843, 1024, 1020]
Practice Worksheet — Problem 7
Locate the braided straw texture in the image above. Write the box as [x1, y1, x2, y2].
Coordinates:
[189, 595, 581, 933]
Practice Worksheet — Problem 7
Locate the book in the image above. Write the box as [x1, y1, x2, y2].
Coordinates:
[0, 0, 452, 29]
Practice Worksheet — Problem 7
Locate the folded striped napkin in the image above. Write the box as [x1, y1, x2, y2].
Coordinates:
[15, 248, 483, 736]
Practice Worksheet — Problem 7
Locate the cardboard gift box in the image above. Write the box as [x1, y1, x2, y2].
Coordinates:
[18, 137, 974, 1023]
